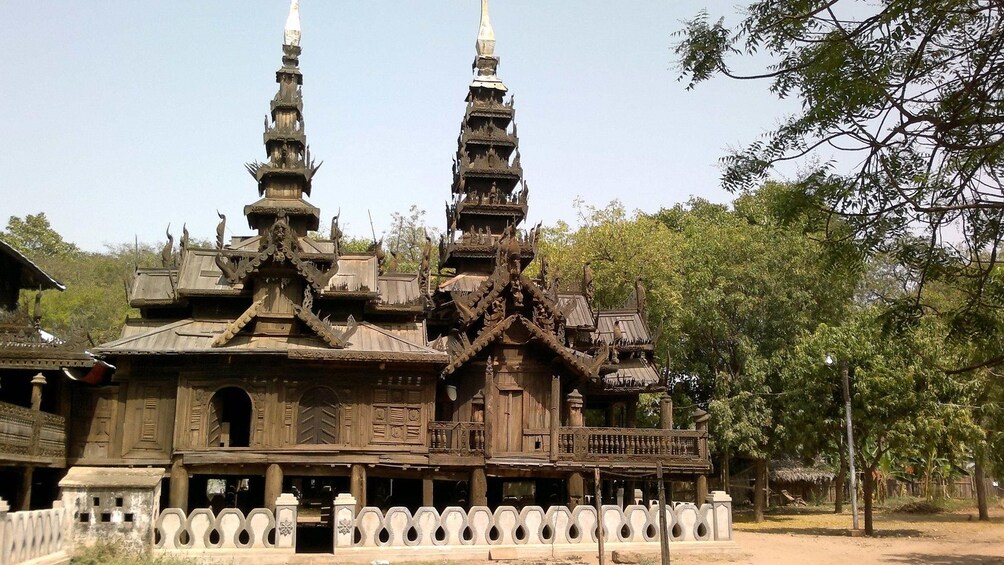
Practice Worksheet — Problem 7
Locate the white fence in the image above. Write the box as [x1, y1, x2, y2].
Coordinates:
[154, 493, 297, 553]
[332, 491, 732, 558]
[0, 499, 68, 565]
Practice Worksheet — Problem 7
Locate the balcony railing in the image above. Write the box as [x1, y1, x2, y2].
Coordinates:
[556, 427, 708, 466]
[0, 400, 66, 464]
[428, 422, 485, 455]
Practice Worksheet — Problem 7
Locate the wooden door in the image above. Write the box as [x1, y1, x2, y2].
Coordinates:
[297, 388, 339, 445]
[496, 390, 523, 453]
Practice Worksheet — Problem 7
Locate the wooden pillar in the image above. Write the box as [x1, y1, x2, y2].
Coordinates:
[265, 464, 283, 512]
[350, 464, 367, 512]
[568, 472, 585, 508]
[18, 468, 33, 511]
[423, 476, 434, 508]
[169, 457, 189, 510]
[550, 375, 561, 460]
[567, 390, 584, 427]
[694, 408, 710, 504]
[696, 475, 708, 505]
[483, 358, 496, 460]
[470, 468, 487, 507]
[626, 399, 637, 428]
[659, 394, 673, 430]
[20, 374, 47, 511]
[30, 373, 46, 411]
[624, 480, 637, 506]
[605, 404, 616, 427]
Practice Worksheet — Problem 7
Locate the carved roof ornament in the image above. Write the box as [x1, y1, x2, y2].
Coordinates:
[635, 277, 647, 318]
[161, 225, 174, 268]
[283, 0, 301, 48]
[583, 262, 595, 308]
[215, 211, 227, 249]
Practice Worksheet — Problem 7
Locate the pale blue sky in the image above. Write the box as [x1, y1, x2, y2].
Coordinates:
[0, 1, 797, 251]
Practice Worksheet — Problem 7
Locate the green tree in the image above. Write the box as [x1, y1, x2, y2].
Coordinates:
[657, 186, 858, 521]
[784, 310, 979, 535]
[2, 213, 78, 258]
[675, 1, 1004, 371]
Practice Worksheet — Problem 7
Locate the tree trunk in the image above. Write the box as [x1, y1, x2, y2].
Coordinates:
[975, 460, 989, 521]
[721, 450, 731, 494]
[834, 448, 847, 514]
[863, 465, 875, 536]
[753, 457, 767, 523]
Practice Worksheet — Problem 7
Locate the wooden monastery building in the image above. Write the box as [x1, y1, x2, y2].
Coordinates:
[0, 239, 104, 510]
[61, 0, 712, 539]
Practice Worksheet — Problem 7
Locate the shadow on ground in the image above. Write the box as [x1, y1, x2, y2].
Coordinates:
[882, 553, 1004, 564]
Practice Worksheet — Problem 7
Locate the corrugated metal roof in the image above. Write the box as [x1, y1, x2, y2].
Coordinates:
[595, 310, 651, 344]
[324, 255, 377, 293]
[130, 270, 178, 304]
[438, 273, 488, 292]
[95, 318, 445, 363]
[558, 294, 593, 329]
[0, 238, 64, 291]
[378, 274, 421, 306]
[175, 251, 241, 296]
[602, 362, 661, 387]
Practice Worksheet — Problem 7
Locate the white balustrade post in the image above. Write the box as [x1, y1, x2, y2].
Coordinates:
[705, 491, 732, 541]
[332, 493, 357, 551]
[0, 497, 8, 565]
[274, 493, 298, 551]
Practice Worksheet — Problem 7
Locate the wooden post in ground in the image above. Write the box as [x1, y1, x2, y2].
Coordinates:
[594, 467, 605, 565]
[657, 462, 670, 565]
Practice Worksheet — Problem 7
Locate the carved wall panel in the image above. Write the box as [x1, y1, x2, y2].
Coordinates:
[370, 387, 423, 445]
[122, 380, 176, 459]
[69, 387, 117, 460]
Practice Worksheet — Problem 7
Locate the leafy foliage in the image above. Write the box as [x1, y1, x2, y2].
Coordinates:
[675, 0, 1004, 371]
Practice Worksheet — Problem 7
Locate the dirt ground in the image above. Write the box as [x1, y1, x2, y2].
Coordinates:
[641, 504, 1004, 565]
[395, 505, 1004, 565]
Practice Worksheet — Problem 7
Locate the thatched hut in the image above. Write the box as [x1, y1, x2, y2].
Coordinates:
[769, 458, 836, 504]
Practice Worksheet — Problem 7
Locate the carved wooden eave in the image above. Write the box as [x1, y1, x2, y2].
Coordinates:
[295, 308, 357, 349]
[441, 314, 604, 380]
[211, 298, 265, 348]
[216, 222, 336, 293]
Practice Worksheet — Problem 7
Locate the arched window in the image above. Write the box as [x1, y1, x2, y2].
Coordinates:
[207, 387, 253, 448]
[297, 387, 340, 445]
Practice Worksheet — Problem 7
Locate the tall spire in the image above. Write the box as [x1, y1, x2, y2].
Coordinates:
[441, 1, 533, 274]
[284, 0, 302, 47]
[243, 0, 321, 236]
[476, 0, 495, 57]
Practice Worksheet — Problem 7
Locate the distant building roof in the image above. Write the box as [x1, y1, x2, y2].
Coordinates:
[96, 318, 446, 364]
[0, 238, 64, 291]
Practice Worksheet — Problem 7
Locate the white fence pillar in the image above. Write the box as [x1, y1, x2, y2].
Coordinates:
[274, 493, 298, 551]
[706, 491, 733, 541]
[332, 493, 357, 551]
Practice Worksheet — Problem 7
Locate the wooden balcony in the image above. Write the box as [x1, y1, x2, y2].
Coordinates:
[556, 427, 710, 471]
[428, 421, 485, 455]
[0, 401, 66, 466]
[427, 422, 710, 473]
